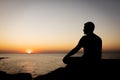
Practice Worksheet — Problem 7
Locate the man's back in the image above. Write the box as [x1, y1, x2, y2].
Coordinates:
[81, 33, 102, 60]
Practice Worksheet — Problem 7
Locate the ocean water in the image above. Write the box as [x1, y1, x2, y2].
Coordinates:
[0, 53, 66, 77]
[0, 53, 120, 78]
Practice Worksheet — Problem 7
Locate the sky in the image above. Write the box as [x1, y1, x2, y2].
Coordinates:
[0, 0, 120, 53]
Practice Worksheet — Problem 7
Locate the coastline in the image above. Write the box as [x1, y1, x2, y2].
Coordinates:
[0, 59, 120, 80]
[0, 57, 8, 60]
[0, 53, 120, 80]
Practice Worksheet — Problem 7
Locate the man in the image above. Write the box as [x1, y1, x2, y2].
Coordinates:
[63, 22, 102, 64]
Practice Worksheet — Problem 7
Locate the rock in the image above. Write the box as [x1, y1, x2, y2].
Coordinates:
[34, 59, 120, 80]
[0, 71, 32, 80]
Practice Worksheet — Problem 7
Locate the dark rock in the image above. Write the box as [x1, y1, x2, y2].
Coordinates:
[34, 59, 120, 80]
[0, 71, 32, 80]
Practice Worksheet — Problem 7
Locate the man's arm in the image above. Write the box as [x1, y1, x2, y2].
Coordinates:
[63, 37, 84, 60]
[65, 43, 81, 58]
[62, 40, 82, 64]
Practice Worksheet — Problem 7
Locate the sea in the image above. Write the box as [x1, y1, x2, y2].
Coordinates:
[0, 53, 120, 78]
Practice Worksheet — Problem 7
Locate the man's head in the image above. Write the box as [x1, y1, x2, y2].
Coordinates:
[83, 22, 95, 34]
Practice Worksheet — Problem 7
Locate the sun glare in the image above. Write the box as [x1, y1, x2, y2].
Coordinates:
[26, 49, 32, 54]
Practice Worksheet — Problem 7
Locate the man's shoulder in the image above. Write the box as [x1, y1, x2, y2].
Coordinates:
[92, 34, 102, 43]
[80, 35, 87, 41]
[94, 34, 102, 40]
[81, 35, 87, 39]
[80, 34, 102, 40]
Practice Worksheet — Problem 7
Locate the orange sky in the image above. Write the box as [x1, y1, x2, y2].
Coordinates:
[0, 0, 120, 53]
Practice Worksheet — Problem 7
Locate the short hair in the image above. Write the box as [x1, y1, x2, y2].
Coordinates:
[84, 22, 95, 31]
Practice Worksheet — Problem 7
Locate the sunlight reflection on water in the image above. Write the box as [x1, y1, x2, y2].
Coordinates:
[0, 54, 66, 77]
[19, 61, 36, 73]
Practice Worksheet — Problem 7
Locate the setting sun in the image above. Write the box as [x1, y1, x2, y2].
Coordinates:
[26, 49, 32, 54]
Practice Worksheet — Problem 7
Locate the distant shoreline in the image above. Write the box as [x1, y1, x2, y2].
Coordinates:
[0, 57, 8, 60]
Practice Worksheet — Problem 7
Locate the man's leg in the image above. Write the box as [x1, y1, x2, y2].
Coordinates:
[63, 57, 84, 64]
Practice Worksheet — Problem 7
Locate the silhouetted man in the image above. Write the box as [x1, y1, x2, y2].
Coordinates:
[63, 22, 102, 64]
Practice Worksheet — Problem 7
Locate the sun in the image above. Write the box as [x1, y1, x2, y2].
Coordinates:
[26, 49, 32, 54]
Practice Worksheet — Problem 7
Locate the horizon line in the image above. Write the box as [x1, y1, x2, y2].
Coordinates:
[0, 50, 120, 54]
